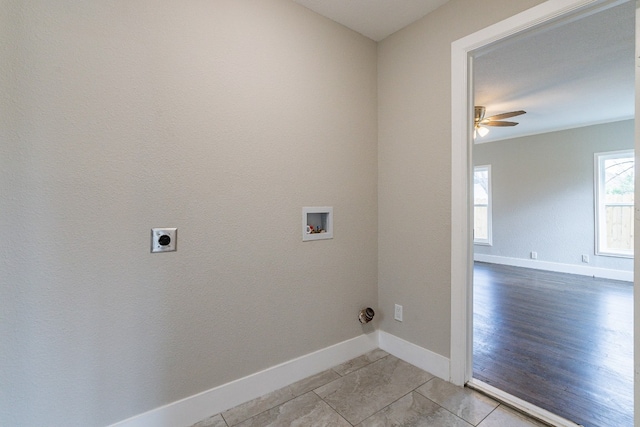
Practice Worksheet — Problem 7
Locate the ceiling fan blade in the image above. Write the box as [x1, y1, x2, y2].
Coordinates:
[483, 120, 519, 127]
[485, 110, 526, 121]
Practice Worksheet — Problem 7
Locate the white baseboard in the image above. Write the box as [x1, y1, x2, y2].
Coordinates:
[378, 330, 450, 382]
[109, 332, 379, 427]
[474, 253, 633, 282]
[110, 331, 453, 427]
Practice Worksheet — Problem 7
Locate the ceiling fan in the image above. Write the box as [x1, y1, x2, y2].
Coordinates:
[474, 106, 526, 138]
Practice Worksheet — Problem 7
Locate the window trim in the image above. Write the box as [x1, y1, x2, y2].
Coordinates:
[473, 164, 492, 246]
[594, 149, 634, 258]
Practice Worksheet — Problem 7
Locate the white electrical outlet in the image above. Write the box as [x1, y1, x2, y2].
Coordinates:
[151, 228, 177, 253]
[582, 254, 589, 263]
[394, 304, 403, 322]
[530, 251, 537, 260]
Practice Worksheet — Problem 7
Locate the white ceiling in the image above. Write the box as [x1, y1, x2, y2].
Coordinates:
[292, 0, 635, 142]
[474, 1, 635, 142]
[293, 0, 450, 41]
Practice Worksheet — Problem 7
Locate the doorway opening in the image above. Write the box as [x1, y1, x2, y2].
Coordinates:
[450, 1, 636, 426]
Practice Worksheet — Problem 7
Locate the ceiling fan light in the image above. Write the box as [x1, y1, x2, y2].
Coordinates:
[477, 126, 490, 137]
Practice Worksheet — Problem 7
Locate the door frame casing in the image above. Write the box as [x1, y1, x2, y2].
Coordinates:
[449, 0, 632, 389]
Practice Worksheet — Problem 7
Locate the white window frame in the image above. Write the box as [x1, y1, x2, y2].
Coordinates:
[473, 165, 492, 246]
[594, 149, 634, 258]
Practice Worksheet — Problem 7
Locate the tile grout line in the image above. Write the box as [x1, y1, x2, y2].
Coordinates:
[192, 350, 543, 427]
[475, 403, 500, 427]
[355, 385, 427, 426]
[413, 384, 480, 427]
[310, 354, 395, 426]
[222, 353, 389, 427]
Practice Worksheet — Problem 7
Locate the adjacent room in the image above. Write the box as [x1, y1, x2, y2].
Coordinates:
[471, 3, 634, 426]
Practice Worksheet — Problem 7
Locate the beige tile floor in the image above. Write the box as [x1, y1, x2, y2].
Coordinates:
[191, 350, 547, 427]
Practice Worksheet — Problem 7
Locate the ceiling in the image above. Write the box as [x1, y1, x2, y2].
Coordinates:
[293, 0, 635, 142]
[474, 1, 635, 142]
[293, 0, 449, 41]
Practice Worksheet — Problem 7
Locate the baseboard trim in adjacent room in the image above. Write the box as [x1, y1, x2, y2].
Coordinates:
[474, 253, 633, 282]
[378, 330, 450, 381]
[109, 332, 378, 427]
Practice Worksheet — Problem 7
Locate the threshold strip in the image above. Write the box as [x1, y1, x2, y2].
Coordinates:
[466, 378, 583, 427]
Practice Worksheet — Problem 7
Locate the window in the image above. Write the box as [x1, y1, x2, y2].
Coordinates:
[595, 150, 634, 257]
[474, 165, 492, 245]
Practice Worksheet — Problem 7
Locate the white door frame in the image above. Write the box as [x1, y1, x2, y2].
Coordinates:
[449, 0, 634, 405]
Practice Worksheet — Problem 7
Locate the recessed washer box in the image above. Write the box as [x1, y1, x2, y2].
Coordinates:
[302, 207, 333, 241]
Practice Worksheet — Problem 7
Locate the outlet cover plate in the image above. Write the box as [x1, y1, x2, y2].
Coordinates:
[151, 228, 177, 253]
[394, 304, 403, 322]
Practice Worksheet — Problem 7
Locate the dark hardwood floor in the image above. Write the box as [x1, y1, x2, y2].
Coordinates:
[473, 262, 633, 427]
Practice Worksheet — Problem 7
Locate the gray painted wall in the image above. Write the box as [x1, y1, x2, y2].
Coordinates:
[1, 1, 378, 425]
[474, 120, 634, 272]
[377, 0, 545, 357]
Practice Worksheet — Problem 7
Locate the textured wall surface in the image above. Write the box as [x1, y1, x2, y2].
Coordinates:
[1, 1, 378, 425]
[5, 0, 635, 426]
[474, 120, 634, 272]
[376, 0, 545, 356]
